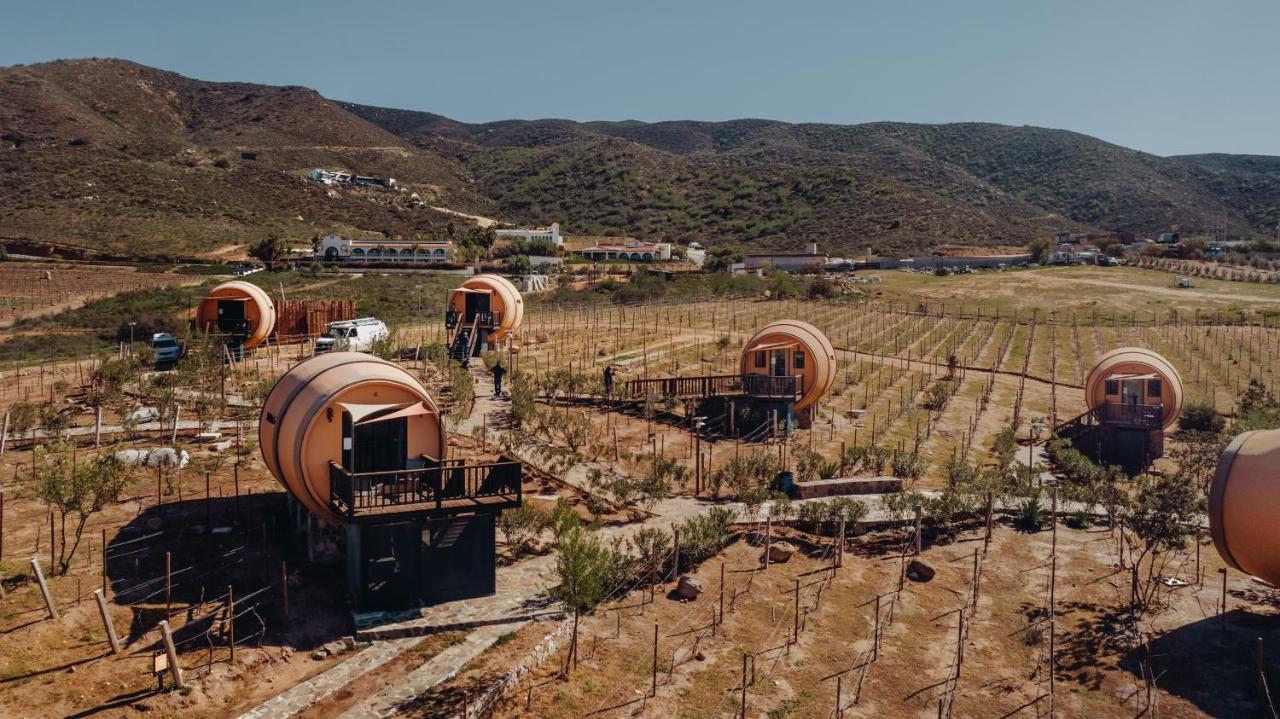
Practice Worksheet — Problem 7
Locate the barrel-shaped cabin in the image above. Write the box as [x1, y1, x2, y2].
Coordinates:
[1083, 347, 1183, 431]
[1210, 430, 1280, 586]
[444, 274, 524, 359]
[195, 281, 276, 355]
[618, 319, 838, 433]
[740, 320, 837, 415]
[259, 352, 522, 609]
[1059, 347, 1183, 471]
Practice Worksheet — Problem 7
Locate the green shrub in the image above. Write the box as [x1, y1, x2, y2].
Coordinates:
[1015, 498, 1047, 532]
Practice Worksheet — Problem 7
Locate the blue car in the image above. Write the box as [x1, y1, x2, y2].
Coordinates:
[151, 332, 182, 368]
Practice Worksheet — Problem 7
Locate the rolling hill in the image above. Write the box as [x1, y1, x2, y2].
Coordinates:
[2, 58, 1278, 259]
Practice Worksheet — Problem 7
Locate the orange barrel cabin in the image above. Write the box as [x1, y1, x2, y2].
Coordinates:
[259, 352, 521, 610]
[444, 274, 524, 359]
[195, 281, 277, 358]
[1210, 430, 1280, 587]
[1070, 347, 1183, 471]
[740, 320, 837, 414]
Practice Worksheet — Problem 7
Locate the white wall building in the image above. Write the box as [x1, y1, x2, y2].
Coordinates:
[317, 234, 455, 263]
[495, 223, 563, 248]
[579, 239, 672, 262]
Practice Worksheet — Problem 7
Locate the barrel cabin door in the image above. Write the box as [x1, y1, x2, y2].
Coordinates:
[216, 298, 248, 360]
[353, 419, 407, 474]
[464, 291, 491, 324]
[770, 349, 788, 377]
[1121, 378, 1144, 406]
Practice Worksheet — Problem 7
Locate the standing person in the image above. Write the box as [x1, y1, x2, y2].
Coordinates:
[491, 360, 507, 397]
[603, 365, 615, 396]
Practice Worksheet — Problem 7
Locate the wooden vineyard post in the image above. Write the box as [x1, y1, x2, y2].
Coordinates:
[1049, 554, 1057, 718]
[764, 512, 772, 570]
[792, 577, 801, 644]
[165, 551, 172, 620]
[836, 674, 844, 719]
[227, 585, 236, 664]
[159, 620, 184, 689]
[101, 528, 108, 595]
[741, 652, 749, 718]
[48, 511, 55, 571]
[94, 589, 121, 654]
[913, 504, 923, 556]
[873, 594, 881, 661]
[1220, 568, 1229, 629]
[31, 558, 57, 619]
[651, 622, 658, 697]
[671, 526, 680, 581]
[281, 561, 290, 624]
[719, 562, 725, 627]
[983, 492, 993, 552]
[837, 517, 846, 568]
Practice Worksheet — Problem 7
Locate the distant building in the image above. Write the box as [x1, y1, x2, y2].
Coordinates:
[744, 242, 828, 272]
[579, 238, 672, 262]
[306, 169, 394, 188]
[496, 222, 563, 248]
[317, 234, 454, 263]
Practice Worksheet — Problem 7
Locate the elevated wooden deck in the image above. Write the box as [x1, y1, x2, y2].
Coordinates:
[618, 373, 801, 402]
[329, 456, 522, 522]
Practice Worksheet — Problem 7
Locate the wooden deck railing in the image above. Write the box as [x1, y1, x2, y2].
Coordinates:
[619, 373, 801, 401]
[328, 455, 522, 520]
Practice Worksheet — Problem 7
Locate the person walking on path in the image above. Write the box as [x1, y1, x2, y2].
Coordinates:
[603, 365, 615, 397]
[491, 360, 507, 397]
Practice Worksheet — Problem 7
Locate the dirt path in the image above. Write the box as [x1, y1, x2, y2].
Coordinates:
[1029, 274, 1280, 305]
[428, 206, 500, 228]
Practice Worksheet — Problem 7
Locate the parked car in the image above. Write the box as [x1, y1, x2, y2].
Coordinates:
[314, 317, 389, 353]
[151, 332, 182, 367]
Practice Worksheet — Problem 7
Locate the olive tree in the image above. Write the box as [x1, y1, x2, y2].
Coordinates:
[34, 443, 134, 574]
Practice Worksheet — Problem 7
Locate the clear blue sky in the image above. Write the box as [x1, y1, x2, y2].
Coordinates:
[3, 0, 1277, 156]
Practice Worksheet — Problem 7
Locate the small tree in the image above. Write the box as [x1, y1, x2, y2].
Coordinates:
[248, 233, 289, 266]
[550, 526, 610, 675]
[35, 444, 134, 574]
[9, 400, 41, 444]
[629, 527, 672, 585]
[498, 504, 548, 556]
[1028, 237, 1054, 264]
[1125, 473, 1201, 614]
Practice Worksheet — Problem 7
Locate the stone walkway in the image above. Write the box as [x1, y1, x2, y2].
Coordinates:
[338, 621, 530, 719]
[236, 637, 422, 719]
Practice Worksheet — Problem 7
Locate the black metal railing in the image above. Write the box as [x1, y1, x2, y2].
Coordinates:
[217, 318, 252, 336]
[444, 310, 501, 330]
[328, 455, 522, 519]
[1055, 402, 1164, 436]
[620, 373, 801, 401]
[1096, 402, 1163, 429]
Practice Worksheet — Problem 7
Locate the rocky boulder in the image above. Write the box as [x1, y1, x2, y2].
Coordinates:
[906, 558, 936, 582]
[762, 542, 795, 564]
[675, 575, 703, 601]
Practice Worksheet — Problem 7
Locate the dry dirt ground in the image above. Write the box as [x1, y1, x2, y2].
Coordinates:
[421, 522, 1277, 719]
[0, 262, 205, 327]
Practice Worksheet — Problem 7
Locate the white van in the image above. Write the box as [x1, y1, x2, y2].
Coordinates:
[314, 317, 389, 353]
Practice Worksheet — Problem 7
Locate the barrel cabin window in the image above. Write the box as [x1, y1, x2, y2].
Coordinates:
[755, 351, 767, 368]
[1104, 379, 1119, 395]
[1147, 378, 1162, 398]
[794, 350, 805, 369]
